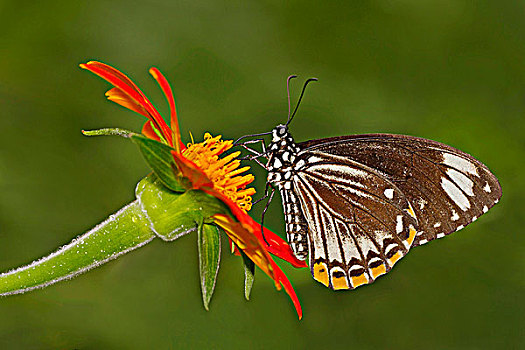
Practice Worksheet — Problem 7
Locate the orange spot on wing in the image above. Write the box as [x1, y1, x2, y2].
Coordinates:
[313, 262, 329, 287]
[370, 264, 387, 279]
[406, 224, 417, 247]
[388, 251, 403, 266]
[350, 273, 369, 288]
[406, 203, 417, 220]
[331, 272, 350, 290]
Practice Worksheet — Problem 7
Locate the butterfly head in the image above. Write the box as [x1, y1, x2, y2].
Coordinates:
[272, 124, 289, 142]
[268, 124, 297, 154]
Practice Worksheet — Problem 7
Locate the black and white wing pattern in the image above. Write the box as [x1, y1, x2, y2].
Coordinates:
[292, 151, 418, 290]
[298, 134, 502, 247]
[265, 126, 501, 291]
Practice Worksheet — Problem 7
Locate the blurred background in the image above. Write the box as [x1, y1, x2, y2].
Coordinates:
[0, 1, 523, 348]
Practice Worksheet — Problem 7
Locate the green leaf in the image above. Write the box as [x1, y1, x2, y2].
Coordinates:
[241, 250, 255, 300]
[197, 222, 221, 310]
[83, 130, 185, 193]
[0, 200, 156, 296]
[131, 134, 186, 192]
[82, 128, 135, 137]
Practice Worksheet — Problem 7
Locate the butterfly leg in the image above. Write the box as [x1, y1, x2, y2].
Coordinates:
[258, 183, 276, 246]
[243, 155, 267, 169]
[238, 138, 268, 166]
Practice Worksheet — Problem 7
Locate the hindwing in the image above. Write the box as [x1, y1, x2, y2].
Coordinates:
[292, 151, 418, 290]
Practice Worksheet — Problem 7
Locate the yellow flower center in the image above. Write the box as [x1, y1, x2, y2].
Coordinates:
[183, 133, 256, 212]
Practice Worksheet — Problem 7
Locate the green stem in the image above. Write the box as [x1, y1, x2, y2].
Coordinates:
[0, 200, 155, 296]
[0, 175, 227, 297]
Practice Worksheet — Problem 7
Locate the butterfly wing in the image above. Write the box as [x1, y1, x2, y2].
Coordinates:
[291, 151, 418, 290]
[298, 133, 502, 247]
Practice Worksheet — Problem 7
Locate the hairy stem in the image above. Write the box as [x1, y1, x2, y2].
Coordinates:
[0, 200, 155, 296]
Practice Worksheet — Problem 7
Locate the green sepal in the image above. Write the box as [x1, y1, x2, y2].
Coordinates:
[136, 175, 230, 241]
[131, 134, 186, 193]
[197, 222, 221, 310]
[82, 128, 135, 137]
[241, 250, 255, 300]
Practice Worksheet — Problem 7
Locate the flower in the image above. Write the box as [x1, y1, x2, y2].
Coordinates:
[183, 134, 255, 213]
[80, 61, 307, 318]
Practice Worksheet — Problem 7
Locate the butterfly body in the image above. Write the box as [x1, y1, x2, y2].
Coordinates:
[265, 124, 501, 290]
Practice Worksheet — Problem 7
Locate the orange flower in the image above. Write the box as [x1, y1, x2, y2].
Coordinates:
[80, 61, 307, 318]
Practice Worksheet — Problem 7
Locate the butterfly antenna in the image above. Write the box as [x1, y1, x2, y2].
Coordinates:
[287, 77, 318, 126]
[286, 75, 298, 124]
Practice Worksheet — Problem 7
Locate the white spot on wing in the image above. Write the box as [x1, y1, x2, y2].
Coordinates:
[446, 168, 474, 196]
[385, 243, 398, 256]
[482, 205, 488, 213]
[294, 159, 306, 170]
[384, 188, 394, 199]
[484, 182, 491, 193]
[441, 177, 471, 211]
[308, 163, 370, 180]
[396, 215, 403, 233]
[442, 153, 479, 177]
[307, 156, 323, 163]
[419, 239, 428, 245]
[451, 210, 460, 221]
[434, 222, 441, 228]
[437, 233, 445, 239]
[456, 225, 464, 231]
[356, 234, 379, 259]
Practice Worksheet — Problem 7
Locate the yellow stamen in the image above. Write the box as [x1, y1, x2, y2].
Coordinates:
[183, 133, 256, 212]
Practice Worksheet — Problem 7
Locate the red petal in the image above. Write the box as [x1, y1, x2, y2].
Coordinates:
[80, 61, 172, 144]
[213, 213, 302, 319]
[106, 87, 150, 119]
[213, 214, 279, 287]
[171, 151, 213, 189]
[272, 261, 303, 319]
[149, 67, 183, 152]
[141, 121, 162, 142]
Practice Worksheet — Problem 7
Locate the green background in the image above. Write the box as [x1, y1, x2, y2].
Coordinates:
[1, 1, 523, 348]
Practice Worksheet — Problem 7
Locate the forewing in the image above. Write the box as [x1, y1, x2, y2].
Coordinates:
[293, 151, 418, 290]
[299, 134, 502, 246]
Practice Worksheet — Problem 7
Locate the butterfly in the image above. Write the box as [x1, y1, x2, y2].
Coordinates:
[238, 76, 502, 290]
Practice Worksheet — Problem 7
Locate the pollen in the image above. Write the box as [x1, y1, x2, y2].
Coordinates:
[183, 133, 256, 212]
